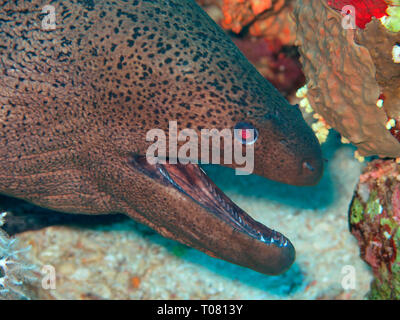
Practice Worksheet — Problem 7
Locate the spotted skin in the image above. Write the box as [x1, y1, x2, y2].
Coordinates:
[0, 0, 323, 275]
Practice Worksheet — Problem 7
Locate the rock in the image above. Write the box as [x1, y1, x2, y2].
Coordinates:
[349, 159, 400, 299]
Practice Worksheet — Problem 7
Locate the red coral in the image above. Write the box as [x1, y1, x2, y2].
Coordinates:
[233, 38, 305, 96]
[327, 0, 388, 28]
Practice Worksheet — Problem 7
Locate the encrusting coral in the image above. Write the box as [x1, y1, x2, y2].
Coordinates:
[293, 0, 400, 158]
[349, 160, 400, 299]
[0, 212, 37, 300]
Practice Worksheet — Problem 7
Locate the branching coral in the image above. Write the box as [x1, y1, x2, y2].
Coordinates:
[293, 0, 400, 158]
[349, 160, 400, 299]
[0, 212, 36, 300]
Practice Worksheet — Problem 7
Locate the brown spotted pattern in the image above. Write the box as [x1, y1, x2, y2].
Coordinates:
[0, 0, 322, 274]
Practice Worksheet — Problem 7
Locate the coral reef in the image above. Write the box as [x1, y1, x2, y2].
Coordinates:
[220, 0, 296, 46]
[233, 37, 305, 96]
[349, 159, 400, 299]
[293, 0, 400, 158]
[197, 0, 304, 97]
[0, 212, 37, 300]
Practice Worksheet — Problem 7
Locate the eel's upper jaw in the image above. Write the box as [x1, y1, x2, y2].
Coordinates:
[129, 155, 295, 275]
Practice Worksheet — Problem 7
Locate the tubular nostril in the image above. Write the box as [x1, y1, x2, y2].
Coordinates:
[299, 156, 323, 185]
[302, 161, 315, 172]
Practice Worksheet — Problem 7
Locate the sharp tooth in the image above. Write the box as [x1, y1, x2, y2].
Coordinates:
[221, 198, 227, 208]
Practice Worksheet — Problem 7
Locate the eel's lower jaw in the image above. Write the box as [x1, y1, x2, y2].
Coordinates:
[129, 155, 295, 275]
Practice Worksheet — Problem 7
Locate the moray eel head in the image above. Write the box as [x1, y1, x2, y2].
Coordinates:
[124, 99, 322, 275]
[98, 0, 323, 275]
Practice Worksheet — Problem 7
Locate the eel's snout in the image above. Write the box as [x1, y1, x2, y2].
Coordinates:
[299, 156, 324, 186]
[278, 150, 323, 187]
[248, 121, 324, 187]
[244, 236, 295, 275]
[220, 229, 295, 275]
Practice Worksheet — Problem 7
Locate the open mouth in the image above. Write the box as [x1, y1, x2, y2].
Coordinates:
[129, 155, 290, 248]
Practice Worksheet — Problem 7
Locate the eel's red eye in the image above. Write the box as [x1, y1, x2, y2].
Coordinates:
[234, 122, 258, 145]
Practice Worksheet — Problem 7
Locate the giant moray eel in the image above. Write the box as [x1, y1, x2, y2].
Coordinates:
[0, 0, 323, 275]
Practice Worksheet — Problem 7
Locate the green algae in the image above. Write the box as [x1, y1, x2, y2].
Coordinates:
[365, 191, 382, 219]
[350, 197, 364, 225]
[381, 2, 400, 32]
